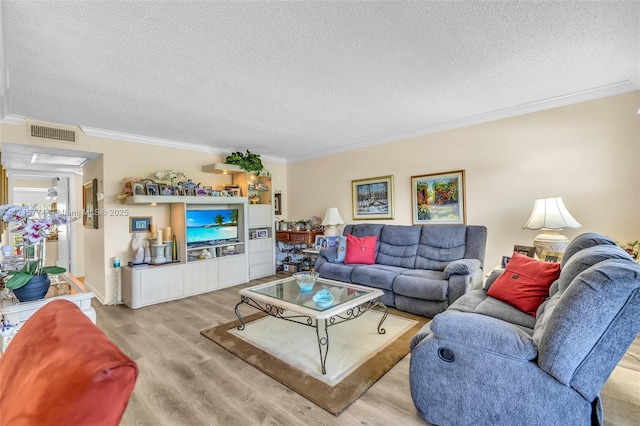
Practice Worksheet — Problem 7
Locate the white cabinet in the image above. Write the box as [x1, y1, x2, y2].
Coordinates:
[218, 255, 249, 288]
[183, 260, 218, 296]
[248, 204, 275, 279]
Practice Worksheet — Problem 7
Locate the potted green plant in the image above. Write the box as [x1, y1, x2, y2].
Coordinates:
[1, 204, 70, 301]
[225, 150, 264, 174]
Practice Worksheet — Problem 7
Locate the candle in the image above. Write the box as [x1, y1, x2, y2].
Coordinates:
[156, 230, 163, 245]
[164, 227, 172, 241]
[149, 223, 157, 239]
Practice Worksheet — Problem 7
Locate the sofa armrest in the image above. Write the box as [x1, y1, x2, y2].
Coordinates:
[409, 321, 432, 352]
[484, 268, 504, 291]
[428, 311, 537, 361]
[319, 246, 339, 263]
[443, 259, 481, 279]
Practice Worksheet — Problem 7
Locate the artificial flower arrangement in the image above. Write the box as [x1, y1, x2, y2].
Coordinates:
[0, 204, 72, 290]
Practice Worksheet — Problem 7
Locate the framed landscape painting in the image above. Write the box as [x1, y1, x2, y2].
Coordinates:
[411, 170, 466, 225]
[352, 175, 394, 220]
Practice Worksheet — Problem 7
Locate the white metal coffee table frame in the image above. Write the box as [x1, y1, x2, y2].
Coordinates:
[234, 276, 388, 374]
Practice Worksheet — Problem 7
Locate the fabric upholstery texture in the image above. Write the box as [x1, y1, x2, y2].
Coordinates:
[409, 232, 640, 426]
[336, 235, 347, 262]
[0, 299, 138, 426]
[487, 252, 561, 316]
[315, 223, 487, 316]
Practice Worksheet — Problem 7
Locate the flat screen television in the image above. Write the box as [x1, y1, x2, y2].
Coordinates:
[186, 208, 239, 248]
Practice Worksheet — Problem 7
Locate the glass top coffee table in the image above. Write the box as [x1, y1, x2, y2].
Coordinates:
[234, 276, 388, 374]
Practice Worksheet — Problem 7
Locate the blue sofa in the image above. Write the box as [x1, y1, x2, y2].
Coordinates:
[409, 233, 640, 425]
[314, 223, 487, 317]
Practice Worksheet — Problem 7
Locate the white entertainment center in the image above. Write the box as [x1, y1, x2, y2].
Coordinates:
[120, 165, 275, 309]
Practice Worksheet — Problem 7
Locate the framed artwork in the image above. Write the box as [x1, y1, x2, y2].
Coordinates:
[130, 216, 152, 233]
[274, 193, 282, 215]
[514, 245, 536, 258]
[540, 250, 563, 263]
[256, 229, 268, 239]
[132, 182, 146, 196]
[501, 255, 512, 269]
[185, 188, 196, 197]
[159, 185, 174, 196]
[411, 170, 466, 225]
[314, 235, 326, 250]
[146, 183, 159, 196]
[351, 175, 394, 220]
[82, 178, 98, 229]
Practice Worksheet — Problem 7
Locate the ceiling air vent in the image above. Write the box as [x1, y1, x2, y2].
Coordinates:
[29, 124, 76, 143]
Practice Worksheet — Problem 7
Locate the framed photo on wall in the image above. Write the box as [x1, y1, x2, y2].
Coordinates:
[274, 193, 282, 215]
[130, 217, 152, 233]
[351, 175, 394, 220]
[411, 170, 466, 225]
[82, 178, 98, 229]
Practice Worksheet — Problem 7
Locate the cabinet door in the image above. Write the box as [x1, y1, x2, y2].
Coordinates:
[139, 266, 184, 305]
[248, 204, 273, 227]
[218, 255, 248, 288]
[183, 260, 218, 296]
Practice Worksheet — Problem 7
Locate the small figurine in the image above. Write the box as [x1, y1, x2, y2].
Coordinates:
[131, 234, 145, 264]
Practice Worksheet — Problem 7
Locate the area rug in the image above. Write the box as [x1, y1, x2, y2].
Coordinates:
[201, 308, 429, 415]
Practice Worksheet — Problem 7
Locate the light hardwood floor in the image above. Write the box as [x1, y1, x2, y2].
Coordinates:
[93, 273, 639, 426]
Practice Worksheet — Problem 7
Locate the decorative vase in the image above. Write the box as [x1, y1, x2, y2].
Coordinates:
[12, 274, 51, 302]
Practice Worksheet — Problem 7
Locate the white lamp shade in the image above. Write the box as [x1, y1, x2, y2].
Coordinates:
[523, 197, 581, 230]
[321, 207, 344, 226]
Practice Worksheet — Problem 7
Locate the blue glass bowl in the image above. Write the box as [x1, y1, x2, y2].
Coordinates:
[293, 271, 319, 292]
[312, 289, 334, 308]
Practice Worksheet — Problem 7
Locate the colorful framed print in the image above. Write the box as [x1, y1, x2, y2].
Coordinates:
[351, 175, 394, 220]
[411, 170, 466, 224]
[130, 216, 152, 233]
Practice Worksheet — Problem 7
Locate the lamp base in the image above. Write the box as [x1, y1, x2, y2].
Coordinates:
[324, 225, 339, 237]
[533, 229, 569, 258]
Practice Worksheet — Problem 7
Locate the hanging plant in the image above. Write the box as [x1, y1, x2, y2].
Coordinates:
[225, 150, 264, 174]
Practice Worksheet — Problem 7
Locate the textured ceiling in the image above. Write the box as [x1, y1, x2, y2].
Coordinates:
[1, 1, 639, 165]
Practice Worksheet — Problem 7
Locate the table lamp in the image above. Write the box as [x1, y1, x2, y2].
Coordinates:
[523, 197, 581, 257]
[322, 207, 344, 237]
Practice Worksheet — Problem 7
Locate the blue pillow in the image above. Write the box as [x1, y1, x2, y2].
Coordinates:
[336, 235, 347, 263]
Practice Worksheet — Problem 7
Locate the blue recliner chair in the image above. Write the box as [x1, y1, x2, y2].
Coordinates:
[409, 233, 640, 425]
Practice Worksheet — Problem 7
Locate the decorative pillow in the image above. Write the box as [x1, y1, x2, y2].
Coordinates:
[336, 235, 348, 263]
[486, 252, 561, 317]
[344, 234, 377, 264]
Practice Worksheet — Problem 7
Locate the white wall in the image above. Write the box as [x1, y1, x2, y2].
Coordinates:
[286, 91, 640, 269]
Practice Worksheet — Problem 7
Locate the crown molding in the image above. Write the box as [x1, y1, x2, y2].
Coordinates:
[288, 80, 640, 163]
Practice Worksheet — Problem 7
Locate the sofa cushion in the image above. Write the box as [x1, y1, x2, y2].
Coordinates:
[0, 299, 138, 426]
[415, 225, 468, 271]
[557, 245, 634, 292]
[317, 262, 357, 282]
[375, 225, 421, 268]
[336, 235, 347, 262]
[393, 270, 448, 301]
[560, 232, 617, 268]
[350, 264, 406, 291]
[487, 252, 561, 317]
[345, 234, 377, 264]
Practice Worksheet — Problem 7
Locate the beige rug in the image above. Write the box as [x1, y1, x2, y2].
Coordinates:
[201, 308, 429, 415]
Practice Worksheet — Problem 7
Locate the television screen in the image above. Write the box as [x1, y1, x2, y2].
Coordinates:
[186, 209, 239, 247]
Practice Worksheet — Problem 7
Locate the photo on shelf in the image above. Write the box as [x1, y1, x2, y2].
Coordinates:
[314, 235, 326, 250]
[325, 235, 339, 248]
[256, 229, 268, 239]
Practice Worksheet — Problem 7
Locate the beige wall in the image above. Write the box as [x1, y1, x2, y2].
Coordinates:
[1, 91, 638, 302]
[286, 91, 640, 269]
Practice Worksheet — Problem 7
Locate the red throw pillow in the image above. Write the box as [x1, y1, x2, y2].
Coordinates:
[487, 252, 561, 317]
[344, 234, 377, 264]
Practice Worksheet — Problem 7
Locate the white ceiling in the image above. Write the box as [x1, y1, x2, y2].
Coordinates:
[1, 1, 639, 165]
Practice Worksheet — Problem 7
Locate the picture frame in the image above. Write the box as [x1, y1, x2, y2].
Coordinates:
[196, 188, 208, 196]
[540, 250, 563, 263]
[501, 255, 512, 269]
[175, 187, 184, 196]
[411, 170, 466, 225]
[224, 185, 241, 196]
[251, 232, 257, 240]
[146, 183, 159, 196]
[274, 193, 282, 215]
[185, 188, 196, 197]
[256, 229, 268, 239]
[514, 245, 536, 258]
[314, 235, 326, 250]
[351, 175, 394, 220]
[130, 216, 152, 233]
[132, 182, 146, 196]
[82, 178, 98, 229]
[203, 186, 213, 196]
[325, 235, 339, 248]
[159, 185, 174, 196]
